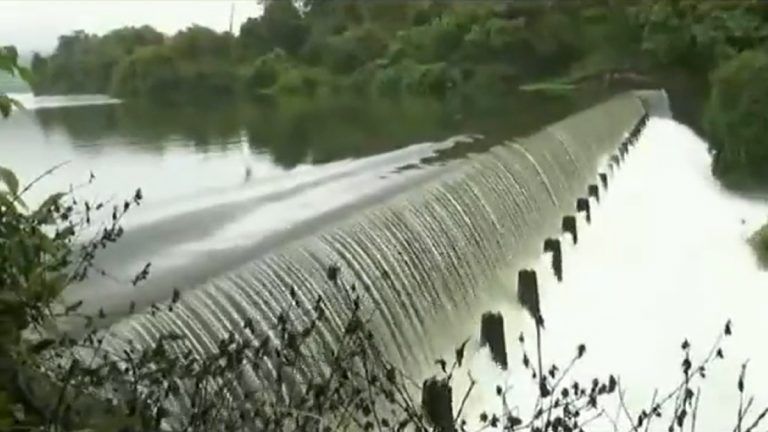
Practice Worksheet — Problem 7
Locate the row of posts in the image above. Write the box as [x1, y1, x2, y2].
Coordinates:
[421, 112, 650, 431]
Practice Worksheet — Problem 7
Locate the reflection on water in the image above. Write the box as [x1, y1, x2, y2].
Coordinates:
[0, 91, 613, 315]
[27, 92, 596, 167]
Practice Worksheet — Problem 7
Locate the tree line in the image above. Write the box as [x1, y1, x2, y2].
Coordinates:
[25, 0, 768, 190]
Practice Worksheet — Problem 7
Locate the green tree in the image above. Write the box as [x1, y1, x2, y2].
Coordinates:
[111, 26, 236, 102]
[0, 46, 30, 117]
[704, 49, 768, 188]
[32, 26, 164, 94]
[260, 0, 309, 55]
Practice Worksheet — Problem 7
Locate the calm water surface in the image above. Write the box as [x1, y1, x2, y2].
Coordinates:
[0, 92, 584, 312]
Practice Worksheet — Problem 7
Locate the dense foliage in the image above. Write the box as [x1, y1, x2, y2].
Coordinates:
[25, 1, 768, 188]
[30, 26, 164, 95]
[28, 1, 768, 102]
[0, 46, 30, 117]
[704, 49, 768, 189]
[30, 1, 646, 100]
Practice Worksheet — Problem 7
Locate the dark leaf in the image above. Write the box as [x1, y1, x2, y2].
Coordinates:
[507, 415, 523, 428]
[676, 408, 687, 428]
[539, 379, 551, 398]
[455, 338, 469, 367]
[30, 338, 56, 354]
[435, 358, 447, 374]
[682, 357, 692, 375]
[738, 364, 746, 393]
[0, 165, 20, 197]
[684, 388, 694, 405]
[65, 300, 83, 314]
[577, 344, 586, 358]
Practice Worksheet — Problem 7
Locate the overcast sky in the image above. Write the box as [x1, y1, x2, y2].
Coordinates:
[0, 1, 263, 54]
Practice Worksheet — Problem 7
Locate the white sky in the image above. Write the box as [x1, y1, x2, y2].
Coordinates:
[0, 1, 263, 54]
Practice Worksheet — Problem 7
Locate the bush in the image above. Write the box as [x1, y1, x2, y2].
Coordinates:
[273, 66, 326, 96]
[111, 45, 181, 102]
[371, 61, 462, 97]
[703, 49, 768, 188]
[395, 15, 469, 64]
[460, 17, 527, 63]
[111, 41, 237, 104]
[242, 49, 285, 94]
[322, 26, 388, 74]
[31, 27, 165, 95]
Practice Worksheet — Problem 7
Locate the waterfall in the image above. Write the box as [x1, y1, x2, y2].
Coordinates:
[101, 91, 669, 387]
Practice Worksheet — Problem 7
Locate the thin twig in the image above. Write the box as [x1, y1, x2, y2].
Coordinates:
[18, 160, 71, 198]
[617, 382, 639, 432]
[454, 371, 476, 422]
[644, 389, 659, 432]
[691, 388, 700, 432]
[743, 407, 768, 432]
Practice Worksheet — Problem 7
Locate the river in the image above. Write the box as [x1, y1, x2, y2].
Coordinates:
[1, 92, 593, 315]
[1, 91, 766, 431]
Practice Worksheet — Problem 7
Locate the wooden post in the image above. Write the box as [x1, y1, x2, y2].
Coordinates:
[619, 144, 628, 161]
[599, 172, 608, 190]
[518, 269, 545, 386]
[576, 198, 591, 224]
[480, 312, 508, 370]
[543, 238, 563, 282]
[610, 154, 621, 168]
[562, 215, 578, 244]
[422, 377, 455, 432]
[587, 184, 599, 202]
[517, 270, 543, 327]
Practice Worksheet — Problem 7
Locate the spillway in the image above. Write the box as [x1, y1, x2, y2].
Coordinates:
[100, 90, 670, 395]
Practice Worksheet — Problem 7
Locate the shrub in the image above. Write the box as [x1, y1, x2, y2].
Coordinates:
[460, 17, 526, 63]
[322, 26, 388, 74]
[371, 61, 462, 97]
[395, 15, 470, 64]
[242, 49, 286, 94]
[703, 49, 768, 188]
[273, 66, 326, 96]
[112, 43, 237, 103]
[111, 45, 181, 102]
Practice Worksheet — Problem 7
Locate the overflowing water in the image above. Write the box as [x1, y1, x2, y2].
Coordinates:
[99, 92, 660, 388]
[456, 116, 768, 431]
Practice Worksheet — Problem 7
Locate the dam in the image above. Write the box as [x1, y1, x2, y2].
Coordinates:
[97, 91, 670, 390]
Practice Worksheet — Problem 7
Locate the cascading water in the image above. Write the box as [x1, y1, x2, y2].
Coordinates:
[100, 91, 669, 396]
